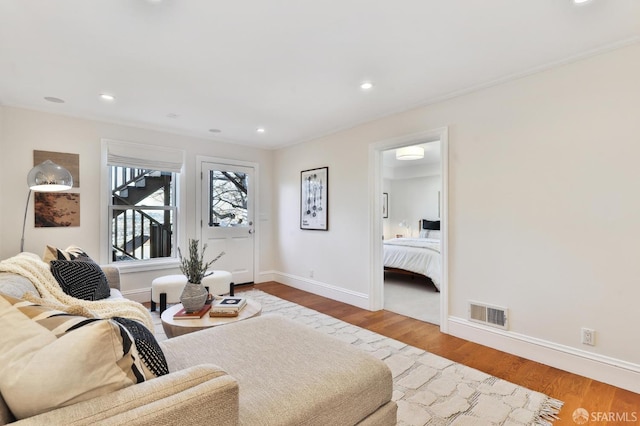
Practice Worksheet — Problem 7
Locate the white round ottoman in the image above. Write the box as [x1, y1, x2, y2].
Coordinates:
[151, 271, 234, 314]
[151, 274, 187, 314]
[202, 270, 234, 296]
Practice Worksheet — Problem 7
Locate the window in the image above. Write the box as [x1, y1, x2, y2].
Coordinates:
[109, 167, 176, 262]
[208, 170, 249, 227]
[104, 140, 184, 264]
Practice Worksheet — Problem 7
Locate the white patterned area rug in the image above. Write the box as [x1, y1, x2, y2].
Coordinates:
[152, 289, 563, 426]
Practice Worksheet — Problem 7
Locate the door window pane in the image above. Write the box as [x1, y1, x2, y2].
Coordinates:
[208, 170, 248, 227]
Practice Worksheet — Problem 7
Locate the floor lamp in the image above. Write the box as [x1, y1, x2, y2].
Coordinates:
[20, 160, 73, 252]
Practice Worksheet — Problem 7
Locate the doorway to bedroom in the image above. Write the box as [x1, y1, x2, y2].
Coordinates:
[369, 127, 448, 331]
[382, 141, 442, 325]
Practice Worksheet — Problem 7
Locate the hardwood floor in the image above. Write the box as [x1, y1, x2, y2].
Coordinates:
[238, 282, 639, 426]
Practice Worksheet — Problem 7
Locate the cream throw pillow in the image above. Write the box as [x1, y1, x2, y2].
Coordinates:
[42, 244, 91, 263]
[0, 294, 147, 419]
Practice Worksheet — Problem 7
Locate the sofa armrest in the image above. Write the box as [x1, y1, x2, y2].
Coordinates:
[13, 365, 239, 426]
[100, 265, 120, 290]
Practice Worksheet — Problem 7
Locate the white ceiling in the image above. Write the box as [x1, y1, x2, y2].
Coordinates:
[1, 1, 638, 150]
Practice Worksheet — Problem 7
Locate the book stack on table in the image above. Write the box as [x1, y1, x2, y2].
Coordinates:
[173, 296, 213, 320]
[209, 297, 247, 317]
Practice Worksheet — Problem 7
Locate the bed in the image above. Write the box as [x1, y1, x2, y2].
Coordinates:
[383, 219, 441, 291]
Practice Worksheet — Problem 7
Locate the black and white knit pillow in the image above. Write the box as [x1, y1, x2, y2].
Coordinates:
[113, 317, 169, 378]
[50, 260, 111, 301]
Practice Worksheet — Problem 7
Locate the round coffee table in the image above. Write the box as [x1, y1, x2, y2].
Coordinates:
[161, 298, 262, 338]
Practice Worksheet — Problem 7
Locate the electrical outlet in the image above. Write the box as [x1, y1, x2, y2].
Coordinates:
[581, 328, 596, 346]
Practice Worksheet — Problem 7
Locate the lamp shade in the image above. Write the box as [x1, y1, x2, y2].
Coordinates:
[396, 146, 424, 161]
[27, 160, 73, 191]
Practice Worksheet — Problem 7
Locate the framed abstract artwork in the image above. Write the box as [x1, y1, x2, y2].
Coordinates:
[34, 192, 80, 227]
[300, 167, 328, 230]
[382, 193, 388, 218]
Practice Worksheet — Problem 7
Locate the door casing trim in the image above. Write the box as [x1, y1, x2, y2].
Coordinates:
[368, 127, 449, 332]
[196, 156, 260, 284]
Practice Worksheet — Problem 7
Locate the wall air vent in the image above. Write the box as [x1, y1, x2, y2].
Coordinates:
[469, 301, 508, 330]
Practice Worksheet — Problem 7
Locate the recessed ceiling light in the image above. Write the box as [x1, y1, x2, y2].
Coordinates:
[44, 96, 65, 103]
[573, 0, 592, 4]
[209, 128, 222, 133]
[256, 127, 266, 134]
[99, 93, 115, 101]
[360, 81, 374, 90]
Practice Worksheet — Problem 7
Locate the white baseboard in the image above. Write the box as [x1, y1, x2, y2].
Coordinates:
[266, 271, 370, 309]
[256, 270, 276, 283]
[448, 316, 640, 394]
[121, 288, 151, 304]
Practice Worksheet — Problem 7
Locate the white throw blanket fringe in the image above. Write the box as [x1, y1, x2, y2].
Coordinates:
[0, 253, 154, 331]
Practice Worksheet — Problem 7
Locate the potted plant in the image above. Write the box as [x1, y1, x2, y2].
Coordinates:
[178, 239, 225, 312]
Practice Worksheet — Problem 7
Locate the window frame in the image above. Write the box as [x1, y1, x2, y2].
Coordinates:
[100, 139, 185, 272]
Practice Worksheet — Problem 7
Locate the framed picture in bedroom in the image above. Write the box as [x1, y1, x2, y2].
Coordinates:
[300, 167, 328, 230]
[382, 193, 388, 218]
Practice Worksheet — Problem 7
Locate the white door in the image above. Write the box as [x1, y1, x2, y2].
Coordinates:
[200, 162, 255, 284]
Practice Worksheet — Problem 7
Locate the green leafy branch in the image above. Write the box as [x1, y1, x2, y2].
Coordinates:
[178, 239, 225, 284]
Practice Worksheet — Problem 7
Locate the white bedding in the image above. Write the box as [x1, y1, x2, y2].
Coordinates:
[383, 238, 441, 291]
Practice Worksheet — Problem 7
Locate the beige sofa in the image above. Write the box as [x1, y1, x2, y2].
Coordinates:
[0, 261, 396, 425]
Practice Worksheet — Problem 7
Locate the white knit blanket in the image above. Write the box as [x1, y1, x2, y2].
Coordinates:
[0, 253, 154, 331]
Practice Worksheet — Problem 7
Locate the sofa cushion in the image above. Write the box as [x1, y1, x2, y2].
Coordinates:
[0, 272, 38, 299]
[0, 294, 166, 420]
[50, 259, 111, 301]
[161, 315, 393, 426]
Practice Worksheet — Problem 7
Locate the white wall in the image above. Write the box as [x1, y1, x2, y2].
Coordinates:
[273, 43, 640, 391]
[390, 162, 441, 180]
[272, 139, 373, 306]
[0, 106, 4, 252]
[0, 107, 275, 297]
[385, 176, 440, 239]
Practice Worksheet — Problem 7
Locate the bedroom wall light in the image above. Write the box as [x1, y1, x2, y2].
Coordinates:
[20, 160, 73, 251]
[399, 220, 412, 237]
[396, 146, 424, 161]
